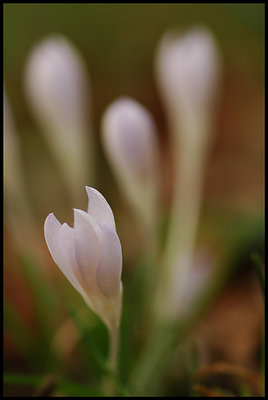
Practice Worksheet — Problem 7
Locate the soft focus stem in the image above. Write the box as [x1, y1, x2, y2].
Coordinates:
[108, 326, 119, 374]
[103, 326, 119, 395]
[142, 219, 161, 317]
[156, 120, 210, 319]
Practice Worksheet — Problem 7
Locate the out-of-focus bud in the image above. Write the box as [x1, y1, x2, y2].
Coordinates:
[101, 97, 159, 232]
[24, 35, 93, 205]
[155, 27, 221, 320]
[4, 90, 34, 249]
[155, 27, 221, 142]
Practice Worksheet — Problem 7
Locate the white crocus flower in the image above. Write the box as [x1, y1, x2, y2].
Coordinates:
[44, 186, 122, 369]
[155, 27, 221, 319]
[25, 35, 93, 205]
[101, 97, 159, 234]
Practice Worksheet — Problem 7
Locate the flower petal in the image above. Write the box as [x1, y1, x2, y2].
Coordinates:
[44, 213, 61, 258]
[44, 214, 83, 294]
[96, 224, 122, 298]
[86, 186, 116, 230]
[73, 209, 100, 291]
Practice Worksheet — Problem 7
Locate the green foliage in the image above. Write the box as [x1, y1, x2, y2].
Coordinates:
[4, 373, 103, 396]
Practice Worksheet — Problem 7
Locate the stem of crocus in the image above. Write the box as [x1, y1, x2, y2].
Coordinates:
[103, 325, 119, 395]
[108, 325, 119, 374]
[156, 117, 210, 320]
[142, 221, 161, 323]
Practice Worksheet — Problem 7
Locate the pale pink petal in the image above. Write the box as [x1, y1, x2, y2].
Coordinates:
[86, 186, 115, 230]
[73, 207, 101, 237]
[73, 209, 100, 291]
[44, 214, 82, 294]
[44, 213, 62, 262]
[96, 224, 122, 298]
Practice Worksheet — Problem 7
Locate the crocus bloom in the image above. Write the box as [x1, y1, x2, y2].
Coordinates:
[25, 35, 93, 204]
[101, 97, 159, 232]
[154, 27, 221, 319]
[44, 187, 122, 333]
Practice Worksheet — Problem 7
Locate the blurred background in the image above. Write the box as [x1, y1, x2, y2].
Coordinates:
[4, 4, 264, 396]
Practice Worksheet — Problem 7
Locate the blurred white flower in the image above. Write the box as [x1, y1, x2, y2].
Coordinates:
[44, 186, 122, 333]
[24, 35, 93, 205]
[155, 27, 221, 319]
[101, 97, 159, 232]
[156, 27, 221, 141]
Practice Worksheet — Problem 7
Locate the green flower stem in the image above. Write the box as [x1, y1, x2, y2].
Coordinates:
[141, 220, 161, 321]
[158, 123, 209, 318]
[103, 325, 126, 396]
[108, 326, 119, 374]
[68, 303, 126, 395]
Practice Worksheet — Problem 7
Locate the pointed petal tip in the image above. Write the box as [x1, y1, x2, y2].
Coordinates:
[85, 187, 116, 229]
[44, 212, 62, 252]
[85, 186, 97, 201]
[73, 207, 88, 217]
[85, 186, 97, 196]
[73, 208, 86, 225]
[73, 207, 101, 236]
[45, 212, 54, 220]
[44, 212, 59, 229]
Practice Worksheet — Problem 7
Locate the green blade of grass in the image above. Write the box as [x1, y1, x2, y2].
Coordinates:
[3, 373, 103, 396]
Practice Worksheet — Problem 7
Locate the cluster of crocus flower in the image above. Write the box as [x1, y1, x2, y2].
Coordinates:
[4, 25, 221, 381]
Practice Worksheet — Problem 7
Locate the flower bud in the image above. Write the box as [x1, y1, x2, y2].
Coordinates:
[154, 27, 221, 320]
[24, 35, 93, 204]
[155, 27, 221, 140]
[44, 186, 122, 332]
[101, 97, 159, 231]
